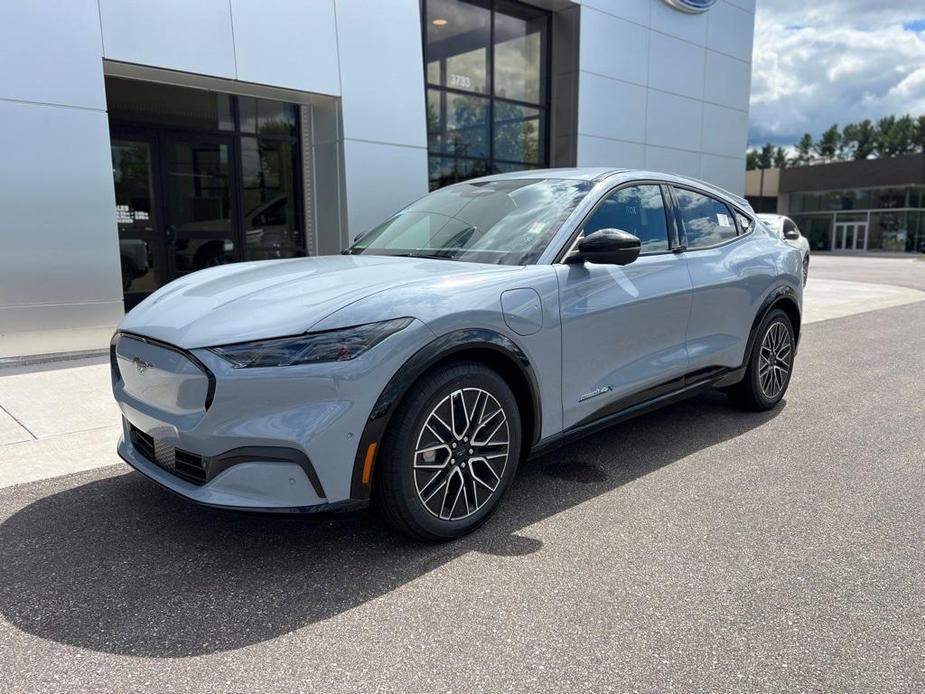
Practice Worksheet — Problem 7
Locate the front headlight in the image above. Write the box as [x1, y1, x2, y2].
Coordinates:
[208, 317, 413, 368]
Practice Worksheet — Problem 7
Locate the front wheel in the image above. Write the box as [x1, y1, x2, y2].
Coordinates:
[374, 361, 521, 541]
[727, 308, 795, 411]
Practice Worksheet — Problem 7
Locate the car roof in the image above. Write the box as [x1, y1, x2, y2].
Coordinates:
[468, 167, 752, 212]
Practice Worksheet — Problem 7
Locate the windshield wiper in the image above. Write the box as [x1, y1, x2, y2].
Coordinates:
[392, 251, 458, 260]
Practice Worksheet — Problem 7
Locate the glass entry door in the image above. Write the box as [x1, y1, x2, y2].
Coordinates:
[163, 135, 237, 279]
[108, 81, 305, 309]
[111, 137, 165, 307]
[111, 130, 239, 309]
[835, 222, 868, 251]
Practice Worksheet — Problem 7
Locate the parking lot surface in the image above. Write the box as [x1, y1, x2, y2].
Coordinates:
[0, 257, 923, 692]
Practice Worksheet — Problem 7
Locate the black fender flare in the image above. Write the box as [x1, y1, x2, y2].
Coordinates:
[349, 328, 542, 500]
[746, 283, 802, 362]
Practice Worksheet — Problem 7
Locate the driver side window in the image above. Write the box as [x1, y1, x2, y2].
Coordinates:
[581, 184, 670, 253]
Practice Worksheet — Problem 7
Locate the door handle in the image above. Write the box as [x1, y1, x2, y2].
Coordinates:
[165, 224, 177, 245]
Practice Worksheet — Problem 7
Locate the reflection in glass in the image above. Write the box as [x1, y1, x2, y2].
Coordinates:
[111, 140, 160, 293]
[428, 156, 494, 191]
[424, 0, 549, 189]
[428, 89, 490, 158]
[350, 178, 592, 265]
[166, 141, 235, 274]
[582, 185, 670, 253]
[675, 188, 737, 248]
[493, 101, 541, 163]
[241, 138, 303, 260]
[112, 141, 156, 233]
[425, 0, 490, 94]
[239, 96, 298, 136]
[168, 142, 232, 232]
[493, 2, 545, 104]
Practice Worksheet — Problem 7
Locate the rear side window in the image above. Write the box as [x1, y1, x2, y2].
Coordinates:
[674, 187, 737, 249]
[736, 211, 755, 234]
[581, 184, 670, 253]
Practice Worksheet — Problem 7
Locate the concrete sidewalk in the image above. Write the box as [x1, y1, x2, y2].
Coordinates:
[0, 356, 122, 487]
[1, 276, 923, 490]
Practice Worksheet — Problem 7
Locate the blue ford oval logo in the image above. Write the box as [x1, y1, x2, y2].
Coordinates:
[663, 0, 718, 12]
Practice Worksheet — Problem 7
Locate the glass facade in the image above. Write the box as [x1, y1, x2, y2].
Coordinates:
[788, 186, 925, 253]
[424, 0, 549, 190]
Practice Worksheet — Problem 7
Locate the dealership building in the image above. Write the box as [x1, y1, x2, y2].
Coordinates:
[745, 154, 925, 253]
[0, 0, 756, 359]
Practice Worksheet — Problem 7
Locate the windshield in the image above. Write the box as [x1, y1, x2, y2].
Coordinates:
[347, 178, 593, 265]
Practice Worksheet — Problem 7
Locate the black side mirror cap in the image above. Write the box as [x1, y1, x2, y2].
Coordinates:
[566, 228, 642, 266]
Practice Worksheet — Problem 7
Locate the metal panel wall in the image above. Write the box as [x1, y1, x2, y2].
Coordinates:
[0, 0, 123, 359]
[575, 0, 754, 195]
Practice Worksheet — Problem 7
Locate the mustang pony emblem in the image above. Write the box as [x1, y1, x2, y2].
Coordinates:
[132, 357, 154, 374]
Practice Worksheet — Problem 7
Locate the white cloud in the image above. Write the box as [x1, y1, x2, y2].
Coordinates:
[748, 1, 925, 147]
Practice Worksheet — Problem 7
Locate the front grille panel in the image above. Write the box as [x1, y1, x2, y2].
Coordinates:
[129, 425, 208, 485]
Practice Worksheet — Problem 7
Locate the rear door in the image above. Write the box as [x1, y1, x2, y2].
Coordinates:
[671, 186, 756, 372]
[556, 182, 692, 430]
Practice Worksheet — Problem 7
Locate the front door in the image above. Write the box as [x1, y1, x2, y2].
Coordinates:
[111, 131, 239, 309]
[557, 183, 691, 430]
[111, 136, 166, 309]
[834, 222, 868, 251]
[163, 134, 237, 281]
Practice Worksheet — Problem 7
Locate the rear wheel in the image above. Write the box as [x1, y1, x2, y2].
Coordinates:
[374, 361, 521, 541]
[727, 308, 795, 411]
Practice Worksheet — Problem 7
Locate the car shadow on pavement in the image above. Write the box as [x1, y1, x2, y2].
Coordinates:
[0, 391, 783, 658]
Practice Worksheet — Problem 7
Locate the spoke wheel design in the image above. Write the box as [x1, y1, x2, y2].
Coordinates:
[412, 387, 510, 521]
[757, 320, 792, 399]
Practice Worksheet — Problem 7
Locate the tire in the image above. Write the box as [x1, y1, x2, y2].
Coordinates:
[373, 360, 522, 541]
[802, 256, 810, 287]
[727, 308, 795, 411]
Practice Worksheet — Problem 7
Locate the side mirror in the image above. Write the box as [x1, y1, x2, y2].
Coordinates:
[783, 229, 800, 240]
[566, 229, 641, 266]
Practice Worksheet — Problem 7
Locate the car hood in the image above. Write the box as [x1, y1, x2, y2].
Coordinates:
[119, 255, 521, 348]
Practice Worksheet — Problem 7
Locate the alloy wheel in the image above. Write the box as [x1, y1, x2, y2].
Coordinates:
[758, 320, 792, 399]
[413, 387, 510, 521]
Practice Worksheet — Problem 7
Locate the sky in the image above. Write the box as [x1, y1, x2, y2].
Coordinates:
[748, 0, 925, 149]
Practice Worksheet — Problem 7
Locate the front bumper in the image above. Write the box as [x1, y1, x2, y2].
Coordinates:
[117, 419, 339, 512]
[111, 320, 434, 511]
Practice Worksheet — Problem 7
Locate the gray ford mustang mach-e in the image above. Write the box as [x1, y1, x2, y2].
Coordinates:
[112, 168, 803, 540]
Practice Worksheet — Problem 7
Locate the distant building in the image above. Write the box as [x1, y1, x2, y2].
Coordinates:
[745, 154, 925, 254]
[744, 167, 779, 213]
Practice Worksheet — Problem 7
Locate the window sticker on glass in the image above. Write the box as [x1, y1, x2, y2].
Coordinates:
[717, 213, 731, 227]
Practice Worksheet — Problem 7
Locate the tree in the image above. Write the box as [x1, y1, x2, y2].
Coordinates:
[914, 115, 925, 153]
[842, 119, 876, 160]
[773, 146, 789, 169]
[758, 142, 774, 170]
[874, 115, 895, 157]
[892, 115, 916, 156]
[794, 133, 814, 165]
[746, 149, 761, 170]
[814, 124, 840, 161]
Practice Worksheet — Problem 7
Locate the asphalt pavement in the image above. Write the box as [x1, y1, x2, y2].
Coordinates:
[0, 257, 923, 692]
